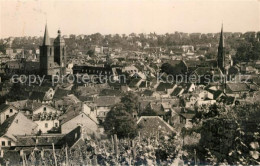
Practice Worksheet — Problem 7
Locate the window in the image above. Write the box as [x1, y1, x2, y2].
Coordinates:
[43, 107, 46, 111]
[1, 141, 5, 146]
[10, 109, 13, 113]
[6, 115, 9, 119]
[8, 141, 11, 146]
[55, 123, 58, 127]
[45, 123, 48, 128]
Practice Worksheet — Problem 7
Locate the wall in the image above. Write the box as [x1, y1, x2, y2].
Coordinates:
[35, 119, 59, 133]
[0, 107, 18, 124]
[0, 137, 15, 148]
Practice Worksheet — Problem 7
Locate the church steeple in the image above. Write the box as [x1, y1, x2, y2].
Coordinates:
[42, 24, 51, 46]
[219, 24, 224, 48]
[217, 24, 225, 73]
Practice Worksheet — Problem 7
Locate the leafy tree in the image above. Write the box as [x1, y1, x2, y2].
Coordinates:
[120, 92, 139, 114]
[196, 104, 260, 165]
[103, 103, 138, 139]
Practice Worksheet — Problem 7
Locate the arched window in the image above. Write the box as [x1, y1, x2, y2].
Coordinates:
[49, 48, 52, 55]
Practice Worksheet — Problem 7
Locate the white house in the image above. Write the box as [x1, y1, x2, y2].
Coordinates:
[33, 105, 62, 115]
[32, 105, 62, 133]
[0, 104, 19, 124]
[0, 112, 38, 147]
[60, 103, 99, 137]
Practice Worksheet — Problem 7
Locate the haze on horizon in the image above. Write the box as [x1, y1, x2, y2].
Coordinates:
[0, 0, 259, 38]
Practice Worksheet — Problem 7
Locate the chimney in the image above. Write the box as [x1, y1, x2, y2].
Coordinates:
[5, 100, 8, 105]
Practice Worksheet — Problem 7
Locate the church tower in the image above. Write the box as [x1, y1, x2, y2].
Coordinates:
[40, 24, 55, 76]
[54, 30, 67, 75]
[217, 24, 225, 74]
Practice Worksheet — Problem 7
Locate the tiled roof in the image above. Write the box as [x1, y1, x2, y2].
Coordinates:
[59, 103, 84, 124]
[137, 116, 175, 137]
[0, 104, 10, 113]
[142, 90, 154, 96]
[94, 96, 121, 107]
[99, 89, 123, 96]
[156, 82, 176, 91]
[53, 89, 70, 99]
[0, 114, 17, 137]
[226, 83, 250, 92]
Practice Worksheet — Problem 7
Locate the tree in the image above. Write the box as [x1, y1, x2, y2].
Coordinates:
[120, 92, 139, 114]
[103, 103, 138, 139]
[87, 50, 95, 57]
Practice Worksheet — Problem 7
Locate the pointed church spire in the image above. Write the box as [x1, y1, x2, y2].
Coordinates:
[219, 23, 224, 48]
[43, 24, 51, 46]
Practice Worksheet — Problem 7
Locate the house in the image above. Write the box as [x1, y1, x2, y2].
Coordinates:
[94, 96, 121, 122]
[59, 103, 99, 137]
[32, 105, 61, 115]
[122, 65, 139, 74]
[0, 126, 84, 165]
[225, 83, 250, 98]
[182, 83, 196, 93]
[0, 104, 19, 124]
[0, 112, 38, 148]
[28, 87, 55, 103]
[137, 116, 175, 138]
[31, 105, 62, 133]
[179, 109, 195, 128]
[141, 90, 161, 99]
[155, 82, 177, 97]
[183, 94, 199, 108]
[99, 89, 123, 97]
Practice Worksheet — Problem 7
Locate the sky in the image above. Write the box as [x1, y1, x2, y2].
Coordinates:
[0, 0, 259, 38]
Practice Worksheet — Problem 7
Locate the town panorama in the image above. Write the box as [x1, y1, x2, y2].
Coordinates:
[0, 0, 260, 165]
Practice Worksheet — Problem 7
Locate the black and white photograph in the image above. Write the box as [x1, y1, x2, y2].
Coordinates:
[0, 0, 260, 165]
